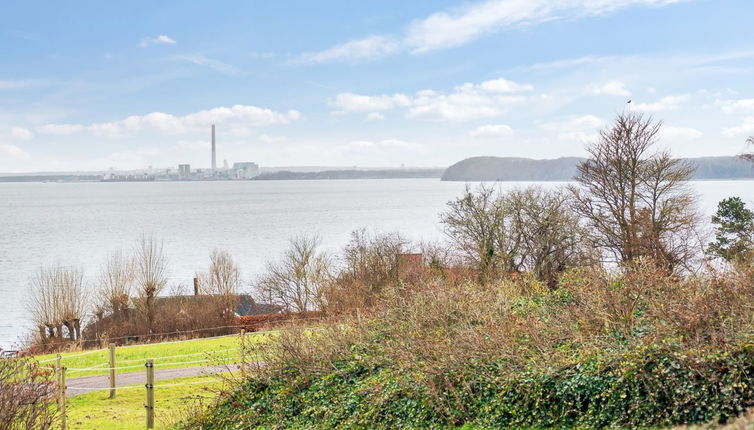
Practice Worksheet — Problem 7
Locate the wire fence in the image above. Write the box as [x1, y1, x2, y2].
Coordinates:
[52, 330, 256, 430]
[34, 316, 326, 363]
[35, 323, 286, 364]
[15, 318, 325, 429]
[56, 356, 235, 429]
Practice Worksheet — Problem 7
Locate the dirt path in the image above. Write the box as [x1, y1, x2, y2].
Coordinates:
[66, 364, 240, 397]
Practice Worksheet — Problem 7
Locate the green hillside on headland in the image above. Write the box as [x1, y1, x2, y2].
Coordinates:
[441, 155, 754, 181]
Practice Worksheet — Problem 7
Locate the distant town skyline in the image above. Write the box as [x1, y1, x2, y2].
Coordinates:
[2, 0, 754, 172]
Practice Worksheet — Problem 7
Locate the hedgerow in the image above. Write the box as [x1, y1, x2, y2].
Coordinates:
[181, 265, 754, 429]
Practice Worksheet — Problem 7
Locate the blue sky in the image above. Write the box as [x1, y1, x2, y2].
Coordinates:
[2, 0, 754, 172]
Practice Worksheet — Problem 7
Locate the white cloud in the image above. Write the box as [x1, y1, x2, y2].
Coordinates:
[331, 93, 411, 112]
[589, 80, 631, 97]
[558, 131, 600, 144]
[299, 0, 688, 62]
[0, 80, 47, 90]
[332, 77, 530, 121]
[139, 35, 176, 47]
[408, 86, 525, 121]
[346, 139, 425, 152]
[38, 124, 86, 135]
[10, 127, 33, 140]
[540, 114, 602, 131]
[174, 55, 239, 74]
[405, 0, 688, 53]
[716, 98, 754, 114]
[540, 115, 603, 144]
[260, 134, 288, 144]
[41, 105, 300, 139]
[0, 143, 30, 159]
[298, 36, 400, 63]
[661, 126, 703, 140]
[633, 94, 690, 112]
[723, 117, 754, 136]
[478, 78, 533, 93]
[469, 124, 513, 138]
[366, 113, 385, 121]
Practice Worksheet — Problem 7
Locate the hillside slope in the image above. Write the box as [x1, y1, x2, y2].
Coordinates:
[441, 155, 754, 181]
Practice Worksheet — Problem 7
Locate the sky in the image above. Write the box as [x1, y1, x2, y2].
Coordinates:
[2, 0, 754, 172]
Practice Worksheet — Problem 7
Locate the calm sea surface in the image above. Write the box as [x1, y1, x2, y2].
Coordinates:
[1, 178, 753, 348]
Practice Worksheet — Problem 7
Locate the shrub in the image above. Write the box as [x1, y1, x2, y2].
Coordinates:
[0, 357, 58, 430]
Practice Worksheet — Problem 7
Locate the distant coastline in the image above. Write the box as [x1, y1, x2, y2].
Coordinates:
[251, 168, 445, 181]
[440, 156, 754, 181]
[2, 156, 753, 183]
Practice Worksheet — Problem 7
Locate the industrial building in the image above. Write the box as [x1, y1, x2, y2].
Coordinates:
[175, 125, 260, 180]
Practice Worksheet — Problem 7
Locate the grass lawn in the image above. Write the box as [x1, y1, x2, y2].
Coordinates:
[66, 373, 230, 430]
[33, 331, 275, 378]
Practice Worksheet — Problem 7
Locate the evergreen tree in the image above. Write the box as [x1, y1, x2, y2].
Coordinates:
[707, 197, 754, 262]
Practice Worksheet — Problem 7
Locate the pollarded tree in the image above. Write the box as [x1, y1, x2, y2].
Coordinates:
[707, 197, 754, 263]
[199, 249, 241, 319]
[570, 112, 701, 272]
[27, 265, 88, 343]
[97, 251, 133, 320]
[133, 236, 169, 333]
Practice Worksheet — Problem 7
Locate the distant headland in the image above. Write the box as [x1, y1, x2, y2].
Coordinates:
[440, 156, 754, 181]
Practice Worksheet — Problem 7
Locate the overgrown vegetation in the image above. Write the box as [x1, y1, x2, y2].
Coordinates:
[179, 113, 754, 429]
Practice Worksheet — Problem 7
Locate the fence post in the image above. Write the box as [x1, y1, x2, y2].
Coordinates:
[145, 359, 154, 429]
[55, 354, 62, 410]
[109, 343, 116, 399]
[239, 329, 247, 374]
[60, 366, 67, 430]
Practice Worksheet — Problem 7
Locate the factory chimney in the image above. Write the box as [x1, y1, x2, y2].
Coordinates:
[211, 124, 217, 172]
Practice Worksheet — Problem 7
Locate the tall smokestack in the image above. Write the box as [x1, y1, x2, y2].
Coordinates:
[211, 124, 217, 172]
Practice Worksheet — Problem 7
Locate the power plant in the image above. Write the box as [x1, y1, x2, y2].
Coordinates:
[101, 125, 260, 181]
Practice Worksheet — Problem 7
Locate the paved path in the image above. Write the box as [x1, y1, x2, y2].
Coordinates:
[66, 364, 240, 397]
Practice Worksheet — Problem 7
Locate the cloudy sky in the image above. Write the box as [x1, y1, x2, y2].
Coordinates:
[2, 0, 754, 172]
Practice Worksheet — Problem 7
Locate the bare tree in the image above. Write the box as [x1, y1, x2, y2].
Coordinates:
[199, 249, 241, 319]
[507, 187, 596, 288]
[27, 265, 87, 343]
[441, 184, 518, 282]
[742, 136, 754, 162]
[257, 235, 330, 312]
[0, 357, 58, 429]
[133, 236, 169, 333]
[97, 251, 133, 320]
[323, 229, 409, 312]
[27, 268, 59, 342]
[442, 185, 594, 287]
[570, 112, 700, 271]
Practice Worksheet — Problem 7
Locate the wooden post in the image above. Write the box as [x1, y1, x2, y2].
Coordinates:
[239, 329, 246, 374]
[145, 359, 154, 429]
[193, 277, 200, 296]
[108, 343, 116, 399]
[356, 308, 361, 324]
[60, 366, 67, 430]
[55, 354, 62, 410]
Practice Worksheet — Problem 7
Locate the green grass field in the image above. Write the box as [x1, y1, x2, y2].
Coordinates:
[67, 373, 229, 430]
[33, 331, 275, 378]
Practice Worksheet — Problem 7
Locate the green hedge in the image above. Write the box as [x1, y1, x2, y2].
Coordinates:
[185, 345, 754, 429]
